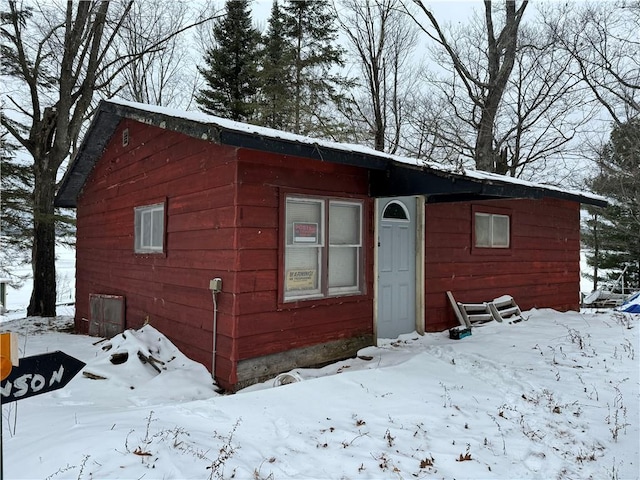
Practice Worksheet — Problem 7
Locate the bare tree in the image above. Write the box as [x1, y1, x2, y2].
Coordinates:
[0, 1, 215, 317]
[543, 1, 639, 125]
[404, 0, 528, 172]
[109, 0, 209, 109]
[338, 0, 419, 153]
[401, 90, 471, 167]
[401, 18, 480, 169]
[492, 21, 597, 179]
[402, 1, 595, 181]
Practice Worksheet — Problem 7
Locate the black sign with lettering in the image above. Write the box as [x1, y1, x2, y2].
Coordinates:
[1, 351, 86, 404]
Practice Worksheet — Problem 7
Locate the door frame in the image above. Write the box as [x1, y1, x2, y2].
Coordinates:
[373, 195, 425, 341]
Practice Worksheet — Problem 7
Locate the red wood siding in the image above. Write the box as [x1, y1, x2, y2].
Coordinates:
[75, 119, 239, 387]
[75, 121, 375, 391]
[233, 150, 375, 377]
[424, 198, 581, 331]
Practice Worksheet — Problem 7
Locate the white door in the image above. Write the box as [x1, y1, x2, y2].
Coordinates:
[377, 197, 417, 338]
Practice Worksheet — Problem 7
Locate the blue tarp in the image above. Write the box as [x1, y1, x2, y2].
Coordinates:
[618, 291, 640, 313]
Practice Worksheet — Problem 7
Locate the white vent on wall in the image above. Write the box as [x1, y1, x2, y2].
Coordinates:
[122, 128, 129, 147]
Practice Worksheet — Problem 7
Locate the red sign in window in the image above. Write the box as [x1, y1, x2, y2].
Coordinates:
[293, 222, 318, 244]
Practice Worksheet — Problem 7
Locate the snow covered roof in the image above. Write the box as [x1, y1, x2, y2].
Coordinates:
[55, 99, 607, 208]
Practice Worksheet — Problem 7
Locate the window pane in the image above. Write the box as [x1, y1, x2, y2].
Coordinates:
[152, 209, 164, 247]
[142, 210, 152, 247]
[383, 202, 408, 220]
[329, 203, 360, 245]
[328, 201, 363, 293]
[328, 246, 358, 289]
[134, 210, 142, 251]
[285, 246, 321, 297]
[475, 213, 491, 247]
[284, 197, 324, 300]
[492, 215, 510, 247]
[134, 203, 164, 253]
[283, 196, 364, 300]
[286, 198, 323, 245]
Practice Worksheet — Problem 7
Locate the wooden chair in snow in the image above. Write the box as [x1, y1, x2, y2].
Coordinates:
[488, 295, 525, 323]
[446, 291, 494, 328]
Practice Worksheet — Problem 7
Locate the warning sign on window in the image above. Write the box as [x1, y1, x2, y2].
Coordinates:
[286, 269, 317, 291]
[293, 222, 318, 244]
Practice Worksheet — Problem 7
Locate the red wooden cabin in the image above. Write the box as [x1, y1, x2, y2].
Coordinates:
[55, 100, 605, 391]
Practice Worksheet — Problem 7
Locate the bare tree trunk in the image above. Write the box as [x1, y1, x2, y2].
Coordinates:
[476, 104, 499, 172]
[476, 1, 523, 172]
[592, 212, 599, 293]
[28, 162, 57, 317]
[1, 1, 216, 317]
[407, 0, 527, 172]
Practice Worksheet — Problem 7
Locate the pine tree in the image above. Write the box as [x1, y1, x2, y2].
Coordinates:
[258, 1, 295, 129]
[0, 132, 32, 282]
[0, 129, 75, 288]
[282, 0, 353, 136]
[196, 0, 261, 122]
[583, 119, 640, 290]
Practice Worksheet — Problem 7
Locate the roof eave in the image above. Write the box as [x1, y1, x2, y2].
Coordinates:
[55, 101, 392, 208]
[370, 163, 608, 207]
[55, 100, 608, 209]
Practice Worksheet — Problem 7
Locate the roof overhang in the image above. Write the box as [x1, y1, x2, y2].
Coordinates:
[370, 162, 604, 205]
[55, 100, 608, 209]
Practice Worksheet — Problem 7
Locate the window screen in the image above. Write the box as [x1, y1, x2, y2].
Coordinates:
[284, 198, 324, 299]
[328, 202, 362, 293]
[284, 196, 364, 301]
[492, 214, 510, 247]
[475, 212, 510, 248]
[135, 203, 165, 253]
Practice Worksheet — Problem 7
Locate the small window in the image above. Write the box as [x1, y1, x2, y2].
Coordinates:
[134, 203, 165, 253]
[475, 212, 510, 248]
[382, 201, 409, 221]
[284, 195, 364, 301]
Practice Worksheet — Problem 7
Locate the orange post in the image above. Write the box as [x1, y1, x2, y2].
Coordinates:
[0, 332, 18, 382]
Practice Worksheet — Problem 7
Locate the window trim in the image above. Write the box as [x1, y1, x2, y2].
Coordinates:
[134, 201, 166, 254]
[281, 193, 367, 304]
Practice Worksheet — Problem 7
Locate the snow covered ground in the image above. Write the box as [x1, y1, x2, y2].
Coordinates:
[1, 244, 76, 320]
[1, 307, 638, 479]
[1, 247, 638, 478]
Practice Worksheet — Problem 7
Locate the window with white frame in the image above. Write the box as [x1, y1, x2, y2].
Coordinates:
[134, 203, 165, 253]
[475, 212, 510, 248]
[284, 196, 363, 301]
